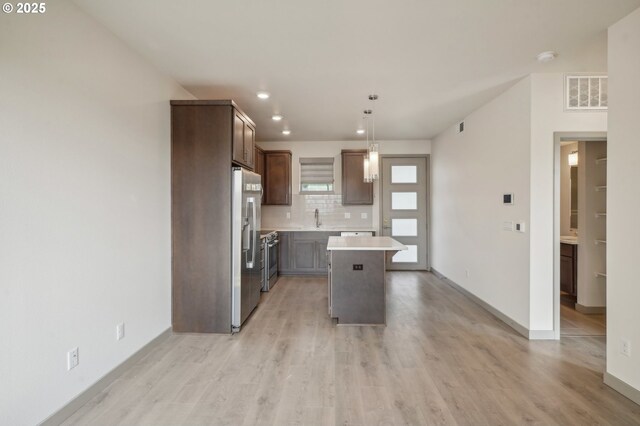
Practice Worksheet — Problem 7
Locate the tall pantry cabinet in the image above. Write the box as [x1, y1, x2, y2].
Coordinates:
[170, 100, 256, 333]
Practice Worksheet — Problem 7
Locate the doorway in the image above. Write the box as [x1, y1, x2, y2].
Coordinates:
[555, 134, 607, 338]
[379, 156, 429, 270]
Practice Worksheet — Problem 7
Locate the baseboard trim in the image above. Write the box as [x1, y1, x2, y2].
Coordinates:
[604, 372, 640, 406]
[528, 329, 557, 340]
[431, 268, 533, 340]
[39, 327, 173, 426]
[575, 303, 606, 314]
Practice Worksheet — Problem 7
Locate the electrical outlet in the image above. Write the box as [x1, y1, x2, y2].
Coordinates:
[361, 212, 367, 219]
[116, 323, 125, 341]
[344, 212, 351, 219]
[515, 222, 526, 233]
[622, 339, 631, 357]
[67, 347, 79, 370]
[286, 212, 291, 219]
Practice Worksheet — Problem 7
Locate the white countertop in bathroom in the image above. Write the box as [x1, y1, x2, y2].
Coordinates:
[560, 236, 578, 245]
[327, 236, 407, 251]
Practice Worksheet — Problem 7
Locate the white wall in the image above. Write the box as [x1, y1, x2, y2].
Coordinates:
[529, 73, 607, 332]
[257, 140, 430, 230]
[431, 77, 533, 329]
[0, 2, 194, 425]
[432, 73, 608, 336]
[607, 6, 640, 395]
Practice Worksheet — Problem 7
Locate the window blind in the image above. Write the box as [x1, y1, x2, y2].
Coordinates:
[300, 157, 334, 192]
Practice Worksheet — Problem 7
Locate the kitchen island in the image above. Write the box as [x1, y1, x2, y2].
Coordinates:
[327, 236, 406, 325]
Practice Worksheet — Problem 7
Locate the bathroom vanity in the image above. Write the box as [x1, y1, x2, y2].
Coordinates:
[560, 237, 578, 298]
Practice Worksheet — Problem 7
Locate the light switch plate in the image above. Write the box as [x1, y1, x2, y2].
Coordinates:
[361, 212, 367, 219]
[502, 221, 514, 231]
[286, 212, 290, 219]
[344, 212, 351, 219]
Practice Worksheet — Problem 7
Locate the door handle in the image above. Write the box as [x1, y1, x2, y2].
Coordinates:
[246, 198, 255, 268]
[242, 217, 250, 251]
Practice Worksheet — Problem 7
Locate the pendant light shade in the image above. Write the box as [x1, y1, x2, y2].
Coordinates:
[362, 95, 380, 183]
[363, 156, 371, 182]
[368, 144, 379, 180]
[568, 151, 578, 166]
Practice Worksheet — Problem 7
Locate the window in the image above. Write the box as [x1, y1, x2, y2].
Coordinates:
[300, 157, 334, 193]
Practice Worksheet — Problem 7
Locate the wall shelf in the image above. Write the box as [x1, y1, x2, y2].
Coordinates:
[595, 185, 607, 192]
[595, 239, 607, 245]
[595, 157, 608, 165]
[595, 212, 607, 218]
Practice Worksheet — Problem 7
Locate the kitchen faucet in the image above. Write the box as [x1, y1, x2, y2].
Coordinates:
[314, 208, 322, 228]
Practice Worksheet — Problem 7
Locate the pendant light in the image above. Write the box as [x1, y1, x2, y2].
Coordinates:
[363, 109, 372, 182]
[568, 150, 578, 166]
[363, 94, 380, 182]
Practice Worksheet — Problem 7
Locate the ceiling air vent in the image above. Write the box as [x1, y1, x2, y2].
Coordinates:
[566, 75, 608, 110]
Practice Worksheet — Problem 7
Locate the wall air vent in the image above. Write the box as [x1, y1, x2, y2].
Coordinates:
[566, 75, 608, 110]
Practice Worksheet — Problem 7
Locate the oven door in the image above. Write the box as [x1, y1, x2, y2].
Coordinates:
[267, 238, 279, 288]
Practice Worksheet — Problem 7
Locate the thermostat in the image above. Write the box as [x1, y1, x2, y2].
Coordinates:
[503, 193, 514, 205]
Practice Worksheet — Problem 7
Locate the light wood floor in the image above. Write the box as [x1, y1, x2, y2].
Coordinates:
[63, 273, 640, 426]
[560, 303, 606, 337]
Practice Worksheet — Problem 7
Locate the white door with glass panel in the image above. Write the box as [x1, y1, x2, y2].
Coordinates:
[381, 157, 428, 270]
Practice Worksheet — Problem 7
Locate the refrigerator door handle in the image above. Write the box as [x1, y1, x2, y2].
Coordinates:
[242, 216, 250, 251]
[246, 197, 255, 268]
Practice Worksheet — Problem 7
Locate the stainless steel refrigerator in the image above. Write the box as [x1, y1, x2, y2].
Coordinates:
[231, 167, 262, 331]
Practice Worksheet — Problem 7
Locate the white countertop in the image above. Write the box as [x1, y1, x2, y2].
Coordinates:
[560, 236, 578, 245]
[268, 227, 377, 232]
[327, 236, 407, 251]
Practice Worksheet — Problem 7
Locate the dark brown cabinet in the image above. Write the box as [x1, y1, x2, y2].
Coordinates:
[560, 243, 577, 298]
[254, 146, 265, 203]
[232, 110, 255, 170]
[170, 100, 256, 334]
[342, 150, 373, 205]
[264, 150, 292, 205]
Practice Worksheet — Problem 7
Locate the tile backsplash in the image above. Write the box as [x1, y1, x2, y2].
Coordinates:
[261, 194, 373, 229]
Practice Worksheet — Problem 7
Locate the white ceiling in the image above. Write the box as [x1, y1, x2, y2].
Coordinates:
[74, 0, 640, 141]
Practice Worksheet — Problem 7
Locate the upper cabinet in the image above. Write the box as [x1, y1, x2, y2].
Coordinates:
[232, 110, 255, 170]
[264, 150, 292, 205]
[341, 150, 373, 205]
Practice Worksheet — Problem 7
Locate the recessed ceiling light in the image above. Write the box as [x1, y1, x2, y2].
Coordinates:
[272, 114, 283, 121]
[256, 91, 270, 100]
[537, 51, 557, 63]
[357, 129, 365, 135]
[282, 130, 291, 135]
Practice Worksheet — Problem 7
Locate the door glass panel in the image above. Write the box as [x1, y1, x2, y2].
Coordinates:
[391, 166, 417, 183]
[392, 218, 417, 236]
[392, 192, 417, 210]
[392, 245, 418, 263]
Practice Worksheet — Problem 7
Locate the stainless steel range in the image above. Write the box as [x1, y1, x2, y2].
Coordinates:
[262, 231, 279, 291]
